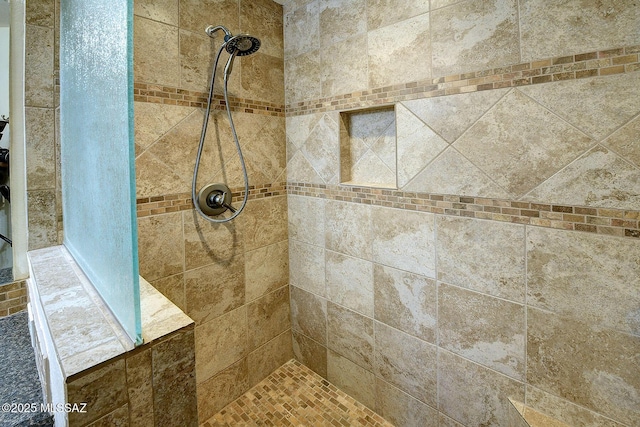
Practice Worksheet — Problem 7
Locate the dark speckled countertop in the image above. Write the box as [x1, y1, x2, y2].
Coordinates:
[0, 311, 54, 427]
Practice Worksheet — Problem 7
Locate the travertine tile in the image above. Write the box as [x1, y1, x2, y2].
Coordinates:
[438, 349, 525, 427]
[395, 103, 448, 187]
[527, 308, 640, 425]
[286, 113, 325, 150]
[235, 113, 287, 185]
[25, 25, 54, 108]
[288, 194, 325, 246]
[328, 349, 376, 409]
[197, 358, 249, 421]
[285, 49, 322, 103]
[372, 206, 435, 278]
[299, 113, 340, 183]
[247, 285, 290, 350]
[454, 89, 595, 197]
[319, 0, 366, 49]
[195, 306, 248, 382]
[325, 250, 374, 316]
[366, 0, 430, 30]
[368, 13, 431, 88]
[150, 274, 185, 312]
[375, 378, 439, 427]
[288, 240, 326, 297]
[374, 321, 437, 407]
[245, 240, 289, 302]
[240, 196, 288, 252]
[321, 33, 368, 98]
[126, 349, 154, 427]
[247, 329, 293, 386]
[283, 0, 320, 59]
[67, 359, 127, 426]
[179, 29, 214, 93]
[523, 145, 640, 210]
[134, 0, 178, 26]
[438, 283, 525, 380]
[178, 0, 239, 35]
[85, 404, 129, 427]
[401, 88, 509, 144]
[25, 107, 56, 190]
[286, 150, 326, 184]
[327, 302, 374, 370]
[290, 285, 327, 345]
[240, 0, 284, 59]
[402, 148, 511, 198]
[292, 330, 328, 378]
[525, 386, 629, 427]
[152, 329, 197, 427]
[183, 210, 243, 272]
[26, 0, 54, 27]
[137, 212, 184, 282]
[237, 52, 285, 105]
[527, 226, 640, 336]
[374, 264, 436, 343]
[184, 259, 245, 325]
[431, 0, 519, 77]
[325, 200, 372, 260]
[133, 16, 180, 87]
[133, 102, 194, 152]
[436, 216, 526, 302]
[519, 74, 640, 141]
[519, 0, 640, 61]
[602, 115, 640, 168]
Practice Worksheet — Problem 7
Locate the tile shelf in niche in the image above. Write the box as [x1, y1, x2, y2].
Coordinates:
[339, 106, 397, 189]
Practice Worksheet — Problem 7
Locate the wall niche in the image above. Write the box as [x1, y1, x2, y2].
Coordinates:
[340, 106, 397, 189]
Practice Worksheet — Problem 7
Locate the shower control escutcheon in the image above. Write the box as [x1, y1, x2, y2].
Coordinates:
[198, 183, 235, 216]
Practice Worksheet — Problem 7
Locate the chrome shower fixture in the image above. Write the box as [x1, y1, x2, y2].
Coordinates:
[192, 24, 261, 223]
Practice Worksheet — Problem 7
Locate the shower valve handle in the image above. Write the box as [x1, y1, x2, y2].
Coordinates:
[207, 191, 236, 213]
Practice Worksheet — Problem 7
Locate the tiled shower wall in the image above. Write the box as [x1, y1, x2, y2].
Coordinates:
[132, 0, 291, 422]
[285, 1, 640, 427]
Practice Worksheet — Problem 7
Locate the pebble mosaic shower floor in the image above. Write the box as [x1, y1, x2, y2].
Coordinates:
[200, 359, 393, 427]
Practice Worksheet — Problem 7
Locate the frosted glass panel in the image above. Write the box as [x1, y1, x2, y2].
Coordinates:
[60, 0, 141, 344]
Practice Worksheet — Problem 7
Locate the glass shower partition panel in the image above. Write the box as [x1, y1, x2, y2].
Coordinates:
[59, 0, 141, 344]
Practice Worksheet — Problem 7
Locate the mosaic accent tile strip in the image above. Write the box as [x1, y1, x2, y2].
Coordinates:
[133, 83, 285, 117]
[0, 280, 28, 317]
[285, 45, 640, 116]
[136, 182, 287, 218]
[200, 359, 393, 427]
[287, 182, 640, 239]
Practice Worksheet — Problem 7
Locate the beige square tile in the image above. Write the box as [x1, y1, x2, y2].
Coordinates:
[134, 0, 178, 26]
[240, 0, 284, 59]
[327, 302, 374, 370]
[248, 330, 293, 386]
[133, 16, 180, 86]
[602, 115, 640, 169]
[325, 200, 372, 260]
[126, 349, 154, 427]
[328, 349, 376, 410]
[283, 0, 320, 59]
[436, 216, 525, 302]
[527, 226, 640, 335]
[247, 285, 290, 350]
[197, 358, 249, 421]
[374, 321, 437, 407]
[179, 0, 239, 35]
[26, 0, 54, 27]
[134, 102, 194, 152]
[25, 25, 54, 108]
[150, 274, 185, 313]
[375, 378, 439, 427]
[245, 240, 289, 303]
[290, 285, 327, 345]
[85, 405, 129, 427]
[288, 240, 326, 297]
[237, 52, 285, 105]
[438, 283, 525, 380]
[527, 308, 640, 425]
[179, 29, 213, 93]
[299, 113, 340, 183]
[374, 264, 436, 343]
[431, 0, 519, 77]
[137, 212, 184, 282]
[285, 49, 322, 103]
[319, 0, 366, 49]
[372, 206, 435, 278]
[183, 210, 243, 272]
[321, 33, 368, 98]
[326, 250, 374, 316]
[438, 349, 525, 427]
[366, 0, 430, 30]
[240, 196, 288, 252]
[195, 306, 248, 382]
[292, 331, 328, 378]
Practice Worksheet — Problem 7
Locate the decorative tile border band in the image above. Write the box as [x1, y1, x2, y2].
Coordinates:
[133, 83, 286, 117]
[0, 281, 28, 317]
[136, 182, 288, 218]
[285, 45, 640, 116]
[287, 182, 640, 239]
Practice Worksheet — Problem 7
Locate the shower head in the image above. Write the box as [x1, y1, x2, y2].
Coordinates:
[225, 34, 261, 56]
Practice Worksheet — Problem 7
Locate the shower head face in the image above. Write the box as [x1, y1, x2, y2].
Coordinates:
[225, 34, 261, 56]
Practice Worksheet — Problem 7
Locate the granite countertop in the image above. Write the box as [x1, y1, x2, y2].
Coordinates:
[0, 311, 54, 427]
